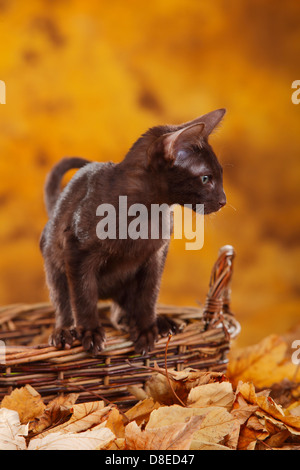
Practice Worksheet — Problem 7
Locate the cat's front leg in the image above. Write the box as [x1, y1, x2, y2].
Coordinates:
[43, 258, 75, 350]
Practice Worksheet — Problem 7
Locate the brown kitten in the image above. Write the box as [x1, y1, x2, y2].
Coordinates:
[40, 109, 226, 355]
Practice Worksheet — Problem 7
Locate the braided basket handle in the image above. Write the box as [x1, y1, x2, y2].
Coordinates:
[203, 245, 236, 333]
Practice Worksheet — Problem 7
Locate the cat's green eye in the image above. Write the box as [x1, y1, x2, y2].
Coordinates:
[201, 175, 210, 184]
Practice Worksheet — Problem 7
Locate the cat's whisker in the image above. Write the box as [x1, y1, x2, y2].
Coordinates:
[227, 203, 237, 212]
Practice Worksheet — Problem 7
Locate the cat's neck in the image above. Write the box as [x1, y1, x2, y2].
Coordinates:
[116, 158, 171, 207]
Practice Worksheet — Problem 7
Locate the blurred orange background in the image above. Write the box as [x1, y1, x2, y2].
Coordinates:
[0, 0, 299, 347]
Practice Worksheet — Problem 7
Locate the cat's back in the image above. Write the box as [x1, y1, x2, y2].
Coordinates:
[53, 161, 115, 217]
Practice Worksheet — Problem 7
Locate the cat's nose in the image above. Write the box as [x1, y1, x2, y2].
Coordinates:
[219, 194, 226, 208]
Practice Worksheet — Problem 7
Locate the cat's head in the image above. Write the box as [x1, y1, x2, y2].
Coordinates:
[147, 109, 226, 214]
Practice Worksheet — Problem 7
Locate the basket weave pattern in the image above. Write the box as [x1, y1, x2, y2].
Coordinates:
[0, 246, 240, 409]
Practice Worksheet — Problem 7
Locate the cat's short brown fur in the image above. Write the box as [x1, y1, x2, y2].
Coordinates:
[40, 109, 226, 355]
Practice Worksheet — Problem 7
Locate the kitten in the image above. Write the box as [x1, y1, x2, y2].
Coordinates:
[40, 108, 227, 355]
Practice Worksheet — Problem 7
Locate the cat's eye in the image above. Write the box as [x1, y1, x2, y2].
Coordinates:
[201, 175, 210, 184]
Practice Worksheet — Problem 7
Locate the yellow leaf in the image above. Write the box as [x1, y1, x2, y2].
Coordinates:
[227, 335, 300, 388]
[1, 385, 46, 424]
[125, 398, 160, 425]
[102, 407, 125, 438]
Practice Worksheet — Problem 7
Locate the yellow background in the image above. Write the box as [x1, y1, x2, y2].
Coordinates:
[0, 0, 299, 346]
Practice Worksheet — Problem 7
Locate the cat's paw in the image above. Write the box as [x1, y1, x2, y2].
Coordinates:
[131, 323, 159, 355]
[75, 326, 106, 356]
[49, 327, 75, 350]
[156, 315, 180, 337]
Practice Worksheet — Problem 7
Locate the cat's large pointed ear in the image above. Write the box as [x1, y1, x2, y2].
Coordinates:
[148, 122, 205, 168]
[163, 123, 205, 163]
[183, 108, 226, 137]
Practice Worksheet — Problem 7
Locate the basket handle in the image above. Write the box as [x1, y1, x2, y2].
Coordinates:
[203, 245, 236, 331]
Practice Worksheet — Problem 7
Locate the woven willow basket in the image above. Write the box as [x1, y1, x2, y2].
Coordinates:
[0, 245, 240, 409]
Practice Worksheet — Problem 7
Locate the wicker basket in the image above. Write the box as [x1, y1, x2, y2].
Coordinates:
[0, 245, 240, 409]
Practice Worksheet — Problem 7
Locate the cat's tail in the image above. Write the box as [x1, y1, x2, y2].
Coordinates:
[44, 157, 90, 217]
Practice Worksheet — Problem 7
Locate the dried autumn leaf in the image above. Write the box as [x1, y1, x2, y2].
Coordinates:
[30, 393, 79, 434]
[0, 408, 28, 450]
[230, 392, 258, 426]
[237, 415, 269, 451]
[125, 415, 204, 450]
[1, 385, 46, 424]
[146, 404, 236, 449]
[227, 334, 300, 388]
[36, 401, 112, 438]
[125, 398, 160, 426]
[238, 381, 300, 433]
[144, 368, 226, 405]
[187, 382, 235, 411]
[28, 427, 115, 450]
[255, 400, 300, 435]
[104, 437, 126, 450]
[99, 407, 125, 438]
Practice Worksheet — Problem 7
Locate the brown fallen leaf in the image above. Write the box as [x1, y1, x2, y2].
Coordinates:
[125, 415, 204, 450]
[98, 407, 125, 438]
[125, 398, 160, 426]
[231, 392, 258, 425]
[144, 368, 226, 405]
[237, 415, 269, 450]
[30, 393, 79, 434]
[36, 401, 112, 438]
[146, 404, 236, 449]
[1, 385, 46, 424]
[187, 382, 235, 411]
[238, 381, 300, 433]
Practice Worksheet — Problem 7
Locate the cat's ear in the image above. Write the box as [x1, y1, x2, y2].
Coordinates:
[148, 122, 205, 168]
[163, 123, 205, 164]
[183, 108, 226, 137]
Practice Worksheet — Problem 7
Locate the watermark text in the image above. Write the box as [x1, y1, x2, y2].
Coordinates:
[96, 197, 204, 250]
[0, 80, 6, 104]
